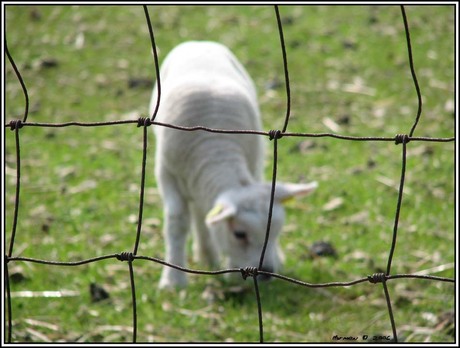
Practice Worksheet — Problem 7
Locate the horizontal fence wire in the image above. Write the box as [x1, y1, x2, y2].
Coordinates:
[5, 117, 454, 144]
[4, 4, 455, 344]
[6, 254, 455, 285]
[5, 118, 455, 142]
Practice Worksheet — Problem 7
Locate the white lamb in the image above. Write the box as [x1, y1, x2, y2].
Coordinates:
[150, 41, 317, 289]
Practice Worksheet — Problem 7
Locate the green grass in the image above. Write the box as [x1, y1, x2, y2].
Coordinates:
[4, 5, 455, 343]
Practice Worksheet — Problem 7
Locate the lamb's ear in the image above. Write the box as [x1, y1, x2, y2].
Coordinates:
[275, 181, 318, 204]
[205, 202, 237, 227]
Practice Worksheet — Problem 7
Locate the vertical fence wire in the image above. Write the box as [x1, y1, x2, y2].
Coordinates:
[6, 45, 27, 348]
[379, 137, 409, 343]
[274, 5, 291, 134]
[128, 260, 137, 343]
[4, 256, 12, 343]
[143, 5, 161, 121]
[255, 129, 283, 343]
[400, 6, 423, 137]
[7, 123, 21, 258]
[5, 39, 29, 123]
[4, 40, 27, 340]
[133, 119, 151, 256]
[258, 131, 282, 272]
[253, 276, 264, 343]
[386, 135, 409, 276]
[382, 280, 398, 342]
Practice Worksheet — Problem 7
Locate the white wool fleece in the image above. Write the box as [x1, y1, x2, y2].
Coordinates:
[150, 41, 317, 289]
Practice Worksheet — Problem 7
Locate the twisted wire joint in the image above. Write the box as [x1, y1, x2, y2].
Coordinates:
[368, 273, 387, 284]
[9, 120, 23, 131]
[268, 129, 283, 141]
[137, 117, 152, 128]
[240, 267, 259, 280]
[116, 252, 135, 262]
[394, 134, 410, 145]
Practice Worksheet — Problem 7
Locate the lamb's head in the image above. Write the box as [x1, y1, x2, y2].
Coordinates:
[205, 181, 317, 280]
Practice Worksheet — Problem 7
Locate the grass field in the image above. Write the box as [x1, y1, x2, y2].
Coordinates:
[4, 4, 455, 343]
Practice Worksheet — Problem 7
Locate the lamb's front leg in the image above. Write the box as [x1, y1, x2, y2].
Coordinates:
[157, 170, 190, 289]
[159, 208, 190, 289]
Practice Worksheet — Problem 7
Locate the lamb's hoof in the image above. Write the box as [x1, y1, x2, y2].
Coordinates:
[158, 272, 187, 290]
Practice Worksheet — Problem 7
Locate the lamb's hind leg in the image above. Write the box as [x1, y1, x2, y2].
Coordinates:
[157, 168, 190, 289]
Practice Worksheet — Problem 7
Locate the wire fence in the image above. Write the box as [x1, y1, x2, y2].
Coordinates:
[4, 5, 455, 344]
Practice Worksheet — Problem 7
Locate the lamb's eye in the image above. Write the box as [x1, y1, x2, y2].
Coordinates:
[233, 230, 247, 240]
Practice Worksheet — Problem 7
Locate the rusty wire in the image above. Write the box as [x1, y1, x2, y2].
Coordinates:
[6, 119, 454, 142]
[5, 39, 29, 124]
[4, 4, 455, 344]
[274, 5, 291, 134]
[400, 6, 423, 138]
[6, 254, 453, 284]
